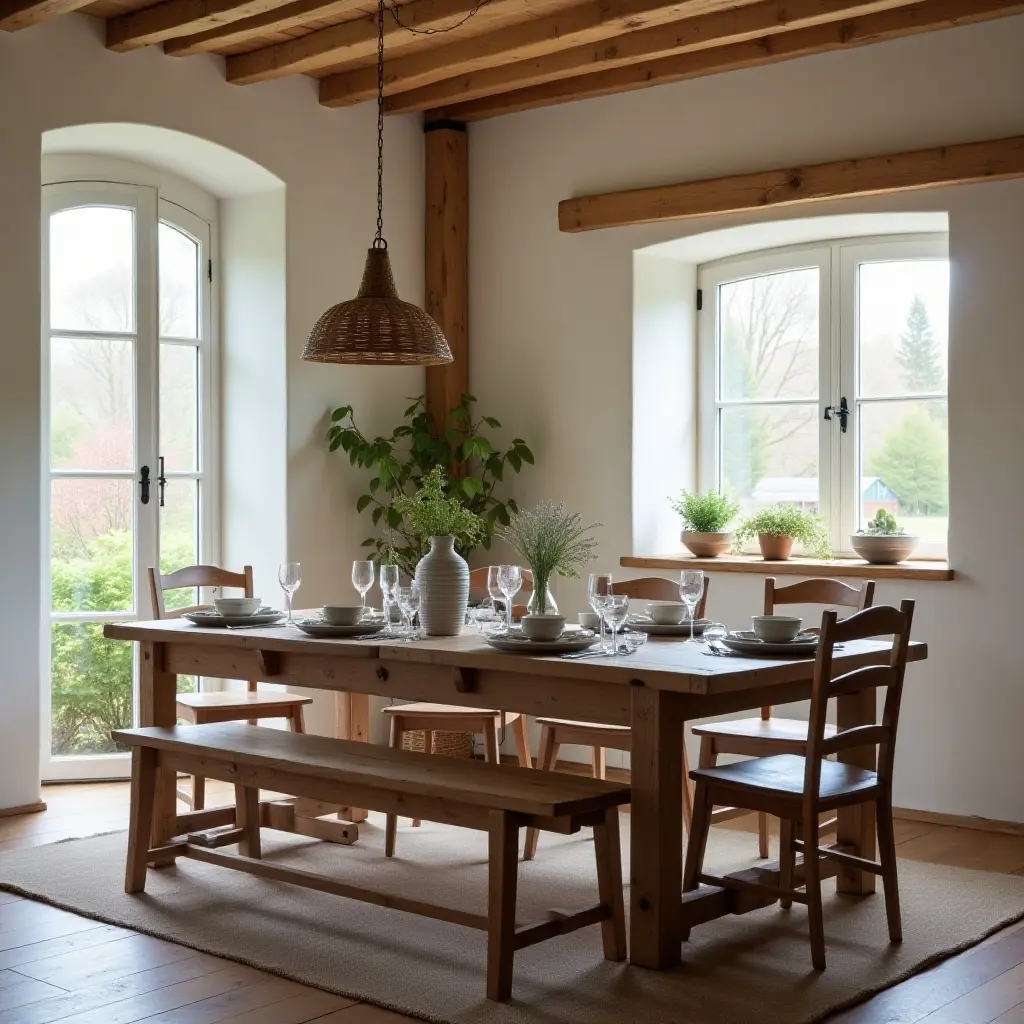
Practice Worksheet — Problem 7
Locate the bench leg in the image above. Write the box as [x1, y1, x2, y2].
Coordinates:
[126, 747, 158, 894]
[593, 806, 626, 961]
[385, 717, 403, 858]
[192, 775, 206, 812]
[235, 784, 261, 859]
[523, 723, 558, 862]
[486, 809, 519, 1002]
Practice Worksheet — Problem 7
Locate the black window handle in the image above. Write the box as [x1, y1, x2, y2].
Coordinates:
[157, 456, 167, 508]
[140, 465, 151, 505]
[824, 397, 849, 433]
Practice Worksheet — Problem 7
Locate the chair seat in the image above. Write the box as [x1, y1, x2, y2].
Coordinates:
[534, 717, 629, 732]
[692, 716, 837, 744]
[381, 702, 520, 721]
[691, 754, 879, 802]
[175, 691, 313, 710]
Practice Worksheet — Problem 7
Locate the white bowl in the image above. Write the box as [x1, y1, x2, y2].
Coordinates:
[213, 597, 262, 616]
[750, 615, 803, 642]
[521, 614, 565, 642]
[646, 601, 688, 625]
[322, 605, 364, 626]
[578, 611, 600, 630]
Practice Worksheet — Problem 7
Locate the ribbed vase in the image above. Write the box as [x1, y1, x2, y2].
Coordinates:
[414, 536, 469, 636]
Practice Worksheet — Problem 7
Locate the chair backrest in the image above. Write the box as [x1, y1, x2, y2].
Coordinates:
[149, 564, 254, 620]
[765, 576, 874, 616]
[803, 600, 915, 816]
[612, 575, 709, 619]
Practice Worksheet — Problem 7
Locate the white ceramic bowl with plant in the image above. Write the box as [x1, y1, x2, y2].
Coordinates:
[670, 489, 739, 557]
[851, 510, 919, 565]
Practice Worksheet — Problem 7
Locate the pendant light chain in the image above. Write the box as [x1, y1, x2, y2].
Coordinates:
[385, 0, 492, 35]
[374, 0, 386, 250]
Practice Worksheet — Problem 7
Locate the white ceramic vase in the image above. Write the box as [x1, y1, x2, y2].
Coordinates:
[414, 535, 469, 636]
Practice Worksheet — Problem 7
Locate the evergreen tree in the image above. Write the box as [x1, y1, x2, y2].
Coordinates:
[868, 408, 948, 516]
[897, 296, 945, 393]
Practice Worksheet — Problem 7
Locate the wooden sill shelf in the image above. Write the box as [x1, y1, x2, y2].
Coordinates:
[620, 554, 953, 581]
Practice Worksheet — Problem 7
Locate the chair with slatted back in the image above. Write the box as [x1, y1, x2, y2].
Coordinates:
[692, 576, 875, 858]
[684, 600, 914, 969]
[523, 575, 709, 861]
[149, 564, 313, 810]
[380, 566, 535, 858]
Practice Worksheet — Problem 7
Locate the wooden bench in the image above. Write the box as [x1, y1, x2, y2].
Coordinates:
[112, 722, 630, 1001]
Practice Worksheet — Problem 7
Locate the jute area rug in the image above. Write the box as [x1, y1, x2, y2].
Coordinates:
[1, 815, 1022, 1024]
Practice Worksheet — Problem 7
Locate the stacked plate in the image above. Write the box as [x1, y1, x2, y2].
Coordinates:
[183, 608, 285, 628]
[719, 631, 819, 656]
[294, 618, 386, 639]
[627, 616, 711, 637]
[485, 629, 599, 655]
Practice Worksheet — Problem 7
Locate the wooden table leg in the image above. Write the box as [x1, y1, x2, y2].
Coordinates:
[139, 641, 178, 859]
[334, 692, 370, 823]
[629, 685, 684, 969]
[836, 686, 877, 895]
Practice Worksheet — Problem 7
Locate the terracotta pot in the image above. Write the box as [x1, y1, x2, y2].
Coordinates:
[681, 531, 732, 558]
[758, 534, 794, 560]
[850, 534, 919, 565]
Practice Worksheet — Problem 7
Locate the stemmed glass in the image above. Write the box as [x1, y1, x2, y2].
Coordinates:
[278, 563, 301, 626]
[486, 566, 503, 617]
[496, 565, 522, 633]
[679, 570, 705, 644]
[352, 560, 374, 620]
[588, 573, 613, 652]
[379, 565, 400, 636]
[602, 594, 630, 657]
[397, 583, 420, 638]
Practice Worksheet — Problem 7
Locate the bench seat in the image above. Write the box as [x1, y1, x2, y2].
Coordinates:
[113, 722, 630, 1001]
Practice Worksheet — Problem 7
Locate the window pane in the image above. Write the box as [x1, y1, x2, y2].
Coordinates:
[51, 478, 134, 613]
[159, 223, 199, 339]
[858, 260, 949, 398]
[859, 399, 948, 545]
[51, 337, 134, 470]
[50, 623, 132, 757]
[160, 344, 198, 472]
[50, 207, 134, 333]
[719, 268, 819, 401]
[160, 479, 198, 583]
[721, 404, 819, 515]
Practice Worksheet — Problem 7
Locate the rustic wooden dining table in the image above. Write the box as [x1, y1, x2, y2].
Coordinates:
[104, 617, 926, 971]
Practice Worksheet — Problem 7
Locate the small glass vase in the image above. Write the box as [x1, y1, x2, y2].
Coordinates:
[526, 587, 558, 615]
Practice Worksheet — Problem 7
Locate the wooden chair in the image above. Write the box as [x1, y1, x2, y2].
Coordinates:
[683, 600, 914, 969]
[692, 576, 875, 857]
[148, 564, 313, 810]
[523, 575, 709, 860]
[468, 565, 534, 621]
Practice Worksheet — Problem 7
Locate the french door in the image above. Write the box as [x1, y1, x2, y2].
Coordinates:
[42, 180, 215, 780]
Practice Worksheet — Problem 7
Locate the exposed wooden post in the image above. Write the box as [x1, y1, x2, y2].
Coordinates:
[424, 120, 469, 433]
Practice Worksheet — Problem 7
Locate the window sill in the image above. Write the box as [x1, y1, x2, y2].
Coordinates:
[620, 554, 953, 581]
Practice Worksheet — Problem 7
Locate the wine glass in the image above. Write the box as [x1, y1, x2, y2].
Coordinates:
[397, 583, 420, 638]
[278, 562, 301, 625]
[602, 594, 630, 657]
[588, 573, 613, 652]
[496, 565, 522, 633]
[486, 565, 503, 615]
[679, 570, 705, 644]
[379, 564, 400, 635]
[352, 560, 374, 620]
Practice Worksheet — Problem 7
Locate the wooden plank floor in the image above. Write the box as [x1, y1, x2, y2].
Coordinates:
[0, 780, 1019, 1023]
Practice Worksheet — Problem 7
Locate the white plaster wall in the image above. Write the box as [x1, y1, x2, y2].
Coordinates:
[0, 14, 425, 807]
[469, 16, 1024, 821]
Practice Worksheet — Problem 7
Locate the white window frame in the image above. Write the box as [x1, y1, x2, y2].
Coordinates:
[40, 168, 219, 781]
[698, 233, 949, 559]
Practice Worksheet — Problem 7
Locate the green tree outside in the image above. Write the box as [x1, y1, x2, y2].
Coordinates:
[868, 407, 948, 516]
[897, 296, 945, 393]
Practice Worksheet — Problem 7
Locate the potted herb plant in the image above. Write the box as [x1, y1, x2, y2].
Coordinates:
[734, 504, 832, 561]
[393, 467, 484, 636]
[669, 489, 740, 558]
[499, 502, 600, 635]
[851, 509, 919, 565]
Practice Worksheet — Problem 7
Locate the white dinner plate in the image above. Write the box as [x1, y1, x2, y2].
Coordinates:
[627, 617, 711, 637]
[485, 632, 599, 655]
[294, 619, 386, 638]
[183, 609, 286, 628]
[720, 630, 819, 656]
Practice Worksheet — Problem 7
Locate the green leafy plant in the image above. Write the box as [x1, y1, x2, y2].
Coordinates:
[499, 502, 600, 614]
[734, 504, 832, 559]
[327, 394, 534, 578]
[857, 509, 906, 536]
[669, 490, 740, 533]
[392, 467, 485, 546]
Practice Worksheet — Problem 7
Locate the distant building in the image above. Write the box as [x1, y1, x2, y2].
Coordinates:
[751, 477, 899, 516]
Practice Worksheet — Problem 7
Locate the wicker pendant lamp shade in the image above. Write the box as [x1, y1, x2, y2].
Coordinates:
[301, 0, 452, 367]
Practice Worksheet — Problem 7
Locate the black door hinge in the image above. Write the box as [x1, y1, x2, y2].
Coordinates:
[696, 288, 703, 311]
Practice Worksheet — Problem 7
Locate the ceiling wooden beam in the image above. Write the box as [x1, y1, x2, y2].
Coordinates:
[0, 0, 92, 31]
[107, 0, 309, 50]
[428, 0, 1024, 121]
[163, 0, 365, 56]
[319, 0, 749, 107]
[381, 0, 909, 114]
[558, 135, 1024, 232]
[226, 0, 484, 84]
